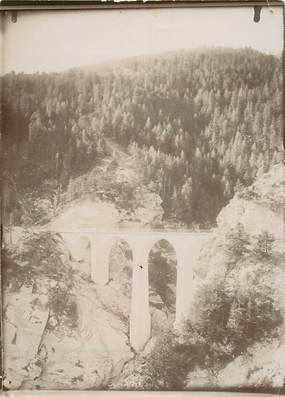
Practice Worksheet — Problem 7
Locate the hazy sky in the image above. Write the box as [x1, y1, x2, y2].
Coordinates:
[1, 6, 283, 74]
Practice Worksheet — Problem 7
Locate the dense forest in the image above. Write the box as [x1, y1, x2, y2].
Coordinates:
[1, 48, 283, 227]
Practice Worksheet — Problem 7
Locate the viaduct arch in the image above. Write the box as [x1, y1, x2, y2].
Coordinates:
[148, 239, 177, 315]
[58, 228, 211, 352]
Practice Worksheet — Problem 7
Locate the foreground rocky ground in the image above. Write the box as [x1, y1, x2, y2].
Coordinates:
[187, 164, 284, 389]
[2, 164, 284, 390]
[110, 164, 285, 390]
[3, 234, 131, 389]
[2, 223, 174, 390]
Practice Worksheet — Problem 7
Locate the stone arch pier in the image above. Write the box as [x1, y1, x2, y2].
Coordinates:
[57, 228, 211, 352]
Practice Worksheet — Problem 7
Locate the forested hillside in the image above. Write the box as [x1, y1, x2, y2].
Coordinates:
[1, 48, 282, 227]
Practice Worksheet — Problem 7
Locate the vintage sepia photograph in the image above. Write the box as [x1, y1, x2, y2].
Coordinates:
[0, 5, 284, 391]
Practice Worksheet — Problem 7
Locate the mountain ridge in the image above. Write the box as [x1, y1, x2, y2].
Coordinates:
[69, 46, 279, 75]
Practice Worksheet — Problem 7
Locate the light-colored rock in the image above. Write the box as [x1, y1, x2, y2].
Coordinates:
[218, 340, 284, 388]
[186, 368, 217, 388]
[217, 197, 283, 240]
[3, 285, 50, 389]
[186, 341, 284, 390]
[52, 199, 121, 231]
[132, 188, 163, 227]
[217, 164, 284, 240]
[3, 237, 137, 390]
[4, 275, 134, 390]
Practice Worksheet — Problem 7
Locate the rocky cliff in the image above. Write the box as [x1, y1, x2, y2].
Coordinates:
[2, 164, 284, 390]
[2, 230, 136, 390]
[2, 183, 169, 391]
[187, 164, 285, 389]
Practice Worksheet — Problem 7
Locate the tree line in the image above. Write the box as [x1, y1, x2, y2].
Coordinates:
[1, 48, 282, 226]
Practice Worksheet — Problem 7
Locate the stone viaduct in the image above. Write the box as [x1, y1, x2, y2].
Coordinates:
[56, 228, 212, 352]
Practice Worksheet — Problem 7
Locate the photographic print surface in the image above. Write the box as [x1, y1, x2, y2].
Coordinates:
[0, 6, 284, 391]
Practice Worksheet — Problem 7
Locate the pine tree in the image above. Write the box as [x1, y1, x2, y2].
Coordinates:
[226, 223, 250, 259]
[253, 231, 275, 258]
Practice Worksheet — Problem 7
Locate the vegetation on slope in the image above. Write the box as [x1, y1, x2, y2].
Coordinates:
[112, 224, 284, 390]
[1, 48, 282, 227]
[2, 231, 78, 331]
[1, 48, 283, 390]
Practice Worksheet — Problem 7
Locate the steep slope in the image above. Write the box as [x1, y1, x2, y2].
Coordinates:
[109, 164, 284, 391]
[2, 48, 282, 228]
[2, 142, 172, 390]
[186, 163, 284, 389]
[52, 138, 164, 230]
[1, 47, 283, 390]
[2, 230, 177, 389]
[195, 164, 284, 280]
[2, 231, 134, 390]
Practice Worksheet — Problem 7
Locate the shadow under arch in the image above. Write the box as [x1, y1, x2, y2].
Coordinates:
[108, 237, 133, 296]
[147, 238, 178, 336]
[78, 234, 92, 279]
[78, 235, 91, 259]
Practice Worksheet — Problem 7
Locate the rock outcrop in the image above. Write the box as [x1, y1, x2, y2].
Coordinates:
[2, 231, 134, 390]
[3, 164, 284, 390]
[2, 227, 173, 390]
[217, 164, 284, 240]
[186, 340, 284, 389]
[187, 164, 285, 389]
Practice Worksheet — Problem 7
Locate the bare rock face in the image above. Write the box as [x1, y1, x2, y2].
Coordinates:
[131, 187, 164, 228]
[196, 164, 284, 280]
[52, 141, 164, 232]
[2, 232, 134, 390]
[52, 199, 121, 231]
[3, 202, 171, 391]
[186, 341, 284, 389]
[3, 277, 134, 390]
[3, 284, 50, 389]
[21, 279, 134, 390]
[217, 164, 284, 240]
[3, 231, 174, 391]
[218, 340, 284, 388]
[187, 164, 285, 389]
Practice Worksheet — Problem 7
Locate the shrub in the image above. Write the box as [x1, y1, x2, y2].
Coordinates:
[3, 231, 78, 331]
[253, 231, 275, 259]
[183, 229, 283, 374]
[114, 328, 197, 390]
[48, 283, 78, 330]
[225, 223, 250, 260]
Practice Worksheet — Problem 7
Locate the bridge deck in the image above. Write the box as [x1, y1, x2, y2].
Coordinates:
[50, 228, 213, 235]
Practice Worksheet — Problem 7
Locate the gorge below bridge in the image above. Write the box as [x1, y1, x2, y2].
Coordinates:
[57, 228, 212, 351]
[4, 226, 212, 351]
